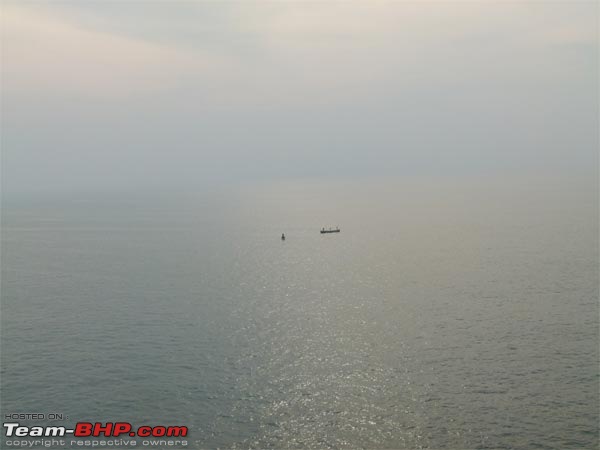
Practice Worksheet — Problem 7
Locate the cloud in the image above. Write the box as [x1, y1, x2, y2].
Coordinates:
[1, 5, 210, 98]
[2, 1, 596, 106]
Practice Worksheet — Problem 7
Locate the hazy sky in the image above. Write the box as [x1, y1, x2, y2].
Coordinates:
[1, 1, 598, 196]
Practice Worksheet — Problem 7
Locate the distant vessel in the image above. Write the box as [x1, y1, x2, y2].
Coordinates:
[281, 233, 286, 240]
[320, 227, 340, 234]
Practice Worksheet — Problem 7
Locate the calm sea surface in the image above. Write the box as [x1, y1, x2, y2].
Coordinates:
[1, 177, 598, 449]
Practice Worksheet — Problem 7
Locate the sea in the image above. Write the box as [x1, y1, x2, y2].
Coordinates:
[1, 176, 598, 449]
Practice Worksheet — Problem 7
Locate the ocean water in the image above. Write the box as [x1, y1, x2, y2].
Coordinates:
[1, 177, 598, 449]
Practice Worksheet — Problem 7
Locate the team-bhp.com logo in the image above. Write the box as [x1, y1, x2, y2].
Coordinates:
[4, 422, 188, 438]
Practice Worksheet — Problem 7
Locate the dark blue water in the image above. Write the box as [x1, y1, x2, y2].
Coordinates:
[2, 177, 598, 449]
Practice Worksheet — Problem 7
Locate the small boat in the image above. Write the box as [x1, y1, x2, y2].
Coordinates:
[320, 227, 340, 234]
[281, 233, 286, 240]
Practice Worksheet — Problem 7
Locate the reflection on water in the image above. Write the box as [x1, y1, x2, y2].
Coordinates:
[2, 176, 598, 449]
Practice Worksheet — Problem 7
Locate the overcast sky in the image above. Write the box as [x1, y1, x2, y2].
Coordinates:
[1, 1, 598, 196]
